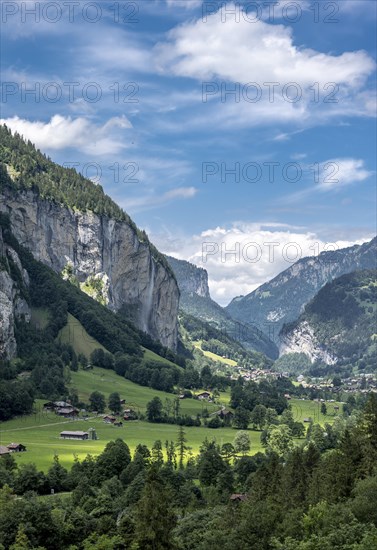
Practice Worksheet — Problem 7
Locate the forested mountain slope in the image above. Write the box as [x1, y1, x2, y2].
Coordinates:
[280, 269, 377, 372]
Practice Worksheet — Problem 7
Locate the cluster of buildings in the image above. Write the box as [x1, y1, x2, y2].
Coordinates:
[43, 401, 79, 418]
[230, 366, 287, 382]
[296, 373, 377, 394]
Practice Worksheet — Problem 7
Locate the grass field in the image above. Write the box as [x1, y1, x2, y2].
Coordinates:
[193, 341, 237, 366]
[70, 367, 224, 416]
[290, 398, 343, 425]
[58, 313, 181, 370]
[0, 361, 343, 471]
[57, 313, 108, 358]
[0, 409, 264, 471]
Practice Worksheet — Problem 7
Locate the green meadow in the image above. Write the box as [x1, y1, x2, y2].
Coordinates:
[0, 408, 264, 471]
[0, 362, 344, 471]
[69, 367, 224, 415]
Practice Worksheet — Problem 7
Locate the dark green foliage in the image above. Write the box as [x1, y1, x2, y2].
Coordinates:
[134, 467, 177, 549]
[147, 397, 164, 423]
[230, 378, 289, 415]
[89, 391, 106, 413]
[108, 392, 122, 414]
[0, 396, 376, 549]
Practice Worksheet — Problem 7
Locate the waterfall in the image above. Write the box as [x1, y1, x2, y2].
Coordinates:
[142, 259, 155, 332]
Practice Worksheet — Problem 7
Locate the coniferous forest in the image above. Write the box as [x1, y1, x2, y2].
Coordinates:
[0, 395, 377, 549]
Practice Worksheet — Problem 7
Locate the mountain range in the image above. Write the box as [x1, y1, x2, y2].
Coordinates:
[226, 237, 377, 342]
[165, 255, 279, 359]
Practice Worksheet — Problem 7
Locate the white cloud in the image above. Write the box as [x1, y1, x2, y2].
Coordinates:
[282, 157, 374, 204]
[0, 115, 133, 155]
[154, 3, 375, 124]
[121, 186, 198, 212]
[318, 158, 373, 190]
[166, 0, 202, 9]
[152, 222, 373, 305]
[156, 6, 374, 86]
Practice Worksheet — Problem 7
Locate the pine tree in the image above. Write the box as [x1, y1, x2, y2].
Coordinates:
[176, 426, 188, 469]
[134, 467, 177, 550]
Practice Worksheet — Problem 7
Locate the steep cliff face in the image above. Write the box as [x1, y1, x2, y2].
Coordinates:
[1, 189, 179, 350]
[226, 237, 377, 342]
[0, 227, 31, 360]
[279, 321, 337, 365]
[165, 255, 210, 298]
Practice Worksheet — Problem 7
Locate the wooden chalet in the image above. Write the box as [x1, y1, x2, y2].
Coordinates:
[197, 391, 211, 400]
[56, 407, 78, 417]
[7, 443, 26, 452]
[60, 431, 89, 440]
[103, 415, 117, 424]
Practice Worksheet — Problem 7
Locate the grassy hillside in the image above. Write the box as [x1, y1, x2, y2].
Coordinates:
[193, 341, 237, 367]
[57, 312, 181, 369]
[70, 367, 220, 414]
[57, 313, 108, 358]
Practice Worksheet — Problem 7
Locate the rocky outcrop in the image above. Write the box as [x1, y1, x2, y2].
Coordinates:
[279, 321, 337, 365]
[0, 228, 31, 360]
[165, 255, 210, 298]
[1, 189, 179, 350]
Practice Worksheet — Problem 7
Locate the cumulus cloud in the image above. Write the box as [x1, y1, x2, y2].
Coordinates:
[154, 3, 375, 123]
[0, 115, 133, 155]
[151, 222, 373, 305]
[156, 6, 374, 86]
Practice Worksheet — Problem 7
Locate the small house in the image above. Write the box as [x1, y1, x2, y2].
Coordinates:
[197, 391, 211, 400]
[56, 407, 78, 417]
[103, 415, 116, 424]
[54, 401, 71, 409]
[60, 431, 89, 440]
[7, 443, 26, 452]
[123, 409, 137, 421]
[0, 446, 10, 456]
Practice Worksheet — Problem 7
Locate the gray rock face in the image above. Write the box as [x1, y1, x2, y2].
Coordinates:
[1, 189, 179, 350]
[0, 229, 31, 360]
[279, 321, 337, 365]
[165, 255, 210, 298]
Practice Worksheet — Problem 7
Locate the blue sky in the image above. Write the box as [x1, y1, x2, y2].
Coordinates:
[1, 0, 376, 304]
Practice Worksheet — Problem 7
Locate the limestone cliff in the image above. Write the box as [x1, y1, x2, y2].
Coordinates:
[0, 226, 31, 360]
[165, 256, 210, 299]
[0, 188, 179, 350]
[279, 321, 337, 365]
